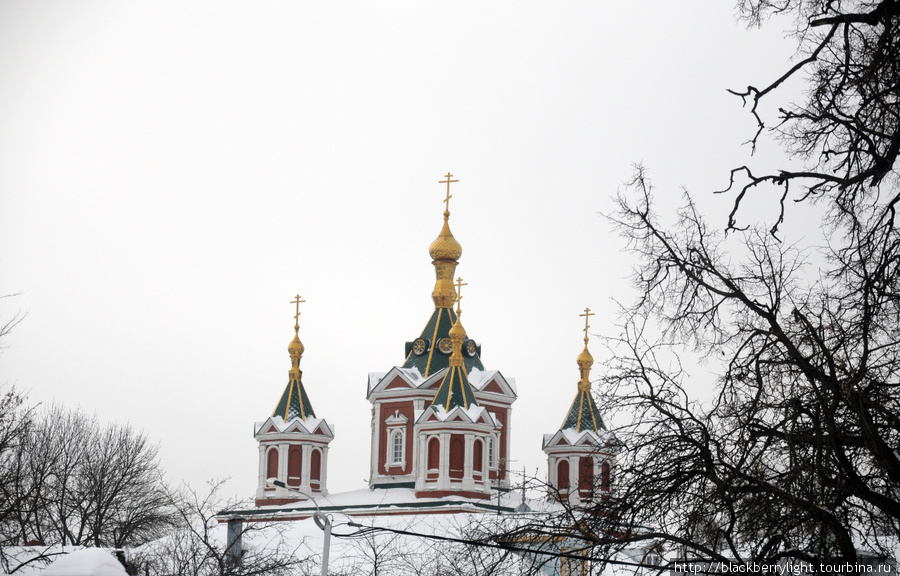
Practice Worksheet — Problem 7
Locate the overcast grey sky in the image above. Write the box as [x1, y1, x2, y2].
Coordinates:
[1, 1, 798, 499]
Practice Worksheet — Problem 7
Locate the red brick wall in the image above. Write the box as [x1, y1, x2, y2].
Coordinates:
[379, 401, 415, 475]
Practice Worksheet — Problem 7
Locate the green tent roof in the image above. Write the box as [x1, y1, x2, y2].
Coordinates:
[402, 307, 484, 377]
[561, 389, 606, 432]
[430, 363, 479, 411]
[272, 377, 316, 421]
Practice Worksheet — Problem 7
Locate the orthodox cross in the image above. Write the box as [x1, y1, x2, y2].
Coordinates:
[439, 172, 458, 213]
[579, 307, 594, 340]
[291, 294, 306, 329]
[455, 277, 468, 314]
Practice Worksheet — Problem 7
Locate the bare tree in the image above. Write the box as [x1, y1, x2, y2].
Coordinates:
[133, 480, 309, 576]
[4, 405, 174, 549]
[341, 521, 414, 576]
[500, 167, 900, 567]
[0, 296, 30, 541]
[0, 292, 26, 353]
[722, 0, 900, 236]
[500, 0, 900, 568]
[0, 386, 35, 575]
[329, 514, 560, 576]
[80, 421, 173, 548]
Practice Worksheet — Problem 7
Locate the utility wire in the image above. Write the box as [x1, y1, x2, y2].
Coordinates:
[331, 521, 661, 568]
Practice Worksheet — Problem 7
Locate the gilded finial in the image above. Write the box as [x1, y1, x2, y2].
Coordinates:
[454, 277, 468, 315]
[580, 307, 593, 340]
[440, 172, 458, 218]
[577, 308, 595, 392]
[448, 315, 467, 369]
[447, 278, 468, 368]
[429, 173, 463, 308]
[291, 295, 305, 333]
[288, 295, 306, 379]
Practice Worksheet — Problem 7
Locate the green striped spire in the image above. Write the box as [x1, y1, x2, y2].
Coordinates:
[402, 307, 484, 377]
[429, 311, 479, 411]
[561, 389, 605, 432]
[272, 294, 316, 421]
[561, 308, 605, 432]
[273, 376, 316, 421]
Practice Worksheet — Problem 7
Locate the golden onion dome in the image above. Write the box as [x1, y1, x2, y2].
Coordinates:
[288, 334, 305, 358]
[448, 313, 467, 368]
[577, 338, 594, 392]
[429, 212, 463, 262]
[577, 342, 593, 370]
[449, 316, 467, 342]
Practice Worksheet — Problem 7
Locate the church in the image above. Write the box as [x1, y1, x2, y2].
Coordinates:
[237, 174, 616, 520]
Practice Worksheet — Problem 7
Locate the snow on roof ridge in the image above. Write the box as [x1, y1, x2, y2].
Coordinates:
[368, 366, 425, 394]
[466, 367, 495, 389]
[255, 415, 333, 435]
[559, 426, 612, 445]
[397, 366, 424, 383]
[367, 372, 387, 392]
[426, 403, 487, 423]
[463, 404, 486, 422]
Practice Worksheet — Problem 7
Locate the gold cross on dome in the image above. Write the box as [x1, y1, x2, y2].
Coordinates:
[290, 294, 306, 328]
[439, 172, 458, 213]
[455, 277, 468, 314]
[579, 307, 594, 340]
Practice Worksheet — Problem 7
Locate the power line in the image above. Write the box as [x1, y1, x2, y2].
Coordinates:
[332, 521, 660, 568]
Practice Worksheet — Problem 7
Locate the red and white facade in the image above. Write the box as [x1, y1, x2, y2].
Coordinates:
[543, 428, 615, 506]
[254, 416, 334, 505]
[366, 366, 517, 497]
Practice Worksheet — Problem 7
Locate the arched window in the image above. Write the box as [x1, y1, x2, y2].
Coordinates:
[310, 448, 321, 489]
[579, 456, 594, 498]
[391, 430, 403, 465]
[287, 447, 302, 487]
[557, 459, 570, 491]
[266, 447, 279, 481]
[427, 437, 440, 470]
[449, 435, 464, 479]
[601, 461, 611, 494]
[473, 439, 483, 473]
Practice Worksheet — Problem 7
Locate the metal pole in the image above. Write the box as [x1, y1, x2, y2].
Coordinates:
[316, 513, 332, 576]
[313, 511, 332, 575]
[270, 479, 331, 576]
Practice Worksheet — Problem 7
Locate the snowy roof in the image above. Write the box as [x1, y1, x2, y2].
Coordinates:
[221, 486, 552, 519]
[420, 403, 496, 426]
[254, 415, 334, 438]
[42, 548, 127, 576]
[468, 367, 518, 397]
[542, 427, 614, 450]
[560, 427, 609, 445]
[366, 366, 424, 395]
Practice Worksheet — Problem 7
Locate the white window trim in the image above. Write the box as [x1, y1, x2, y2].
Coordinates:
[385, 426, 406, 469]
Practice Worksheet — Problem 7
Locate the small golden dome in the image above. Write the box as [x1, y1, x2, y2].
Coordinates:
[577, 338, 593, 392]
[288, 334, 305, 358]
[577, 341, 593, 370]
[449, 316, 467, 341]
[429, 214, 463, 262]
[448, 314, 467, 368]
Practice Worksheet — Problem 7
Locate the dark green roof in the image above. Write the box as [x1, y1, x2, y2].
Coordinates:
[402, 307, 484, 377]
[561, 389, 606, 432]
[430, 364, 479, 411]
[272, 377, 316, 421]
